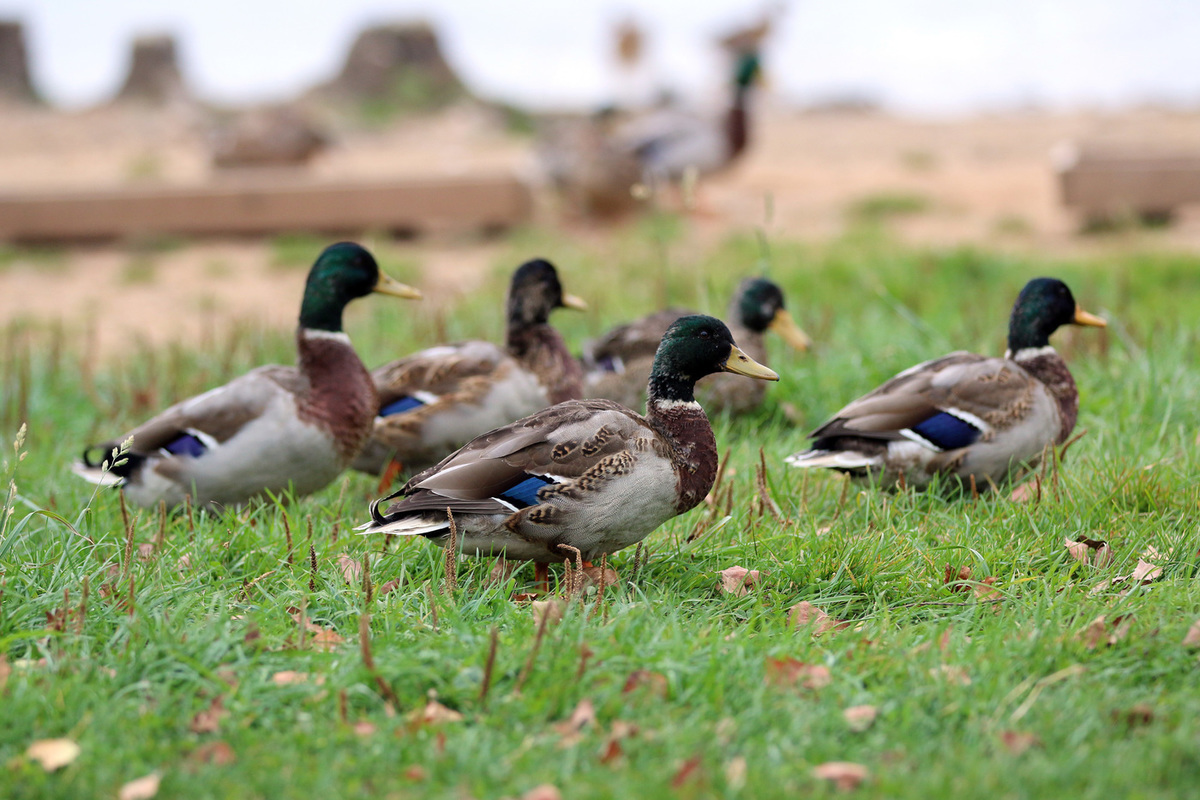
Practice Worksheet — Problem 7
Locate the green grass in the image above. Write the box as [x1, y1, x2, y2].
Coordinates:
[3, 226, 1200, 798]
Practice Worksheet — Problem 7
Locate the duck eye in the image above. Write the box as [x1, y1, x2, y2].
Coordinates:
[698, 329, 711, 339]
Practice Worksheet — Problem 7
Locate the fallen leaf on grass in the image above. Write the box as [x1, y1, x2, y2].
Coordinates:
[353, 721, 377, 737]
[0, 654, 9, 690]
[272, 671, 325, 686]
[929, 665, 972, 686]
[287, 607, 345, 651]
[26, 738, 80, 771]
[813, 761, 869, 791]
[1064, 536, 1113, 567]
[724, 755, 748, 790]
[531, 598, 565, 628]
[766, 658, 831, 690]
[998, 730, 1041, 755]
[622, 669, 668, 698]
[787, 601, 850, 636]
[402, 765, 428, 781]
[1183, 620, 1200, 649]
[671, 755, 703, 789]
[118, 772, 161, 800]
[522, 785, 562, 800]
[377, 578, 403, 596]
[944, 564, 972, 590]
[1089, 556, 1164, 596]
[336, 554, 363, 585]
[189, 696, 227, 734]
[410, 699, 464, 727]
[1009, 477, 1040, 503]
[554, 699, 596, 746]
[1079, 615, 1134, 649]
[719, 566, 761, 597]
[973, 576, 1002, 601]
[581, 565, 620, 588]
[189, 741, 235, 766]
[843, 705, 877, 732]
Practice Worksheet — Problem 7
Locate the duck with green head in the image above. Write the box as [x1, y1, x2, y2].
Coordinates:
[352, 258, 586, 481]
[360, 315, 778, 581]
[583, 276, 810, 414]
[786, 277, 1107, 490]
[617, 50, 762, 185]
[74, 242, 421, 509]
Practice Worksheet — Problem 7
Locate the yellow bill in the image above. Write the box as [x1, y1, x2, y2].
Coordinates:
[562, 293, 588, 311]
[373, 272, 422, 300]
[1073, 306, 1107, 327]
[722, 344, 779, 381]
[768, 309, 813, 352]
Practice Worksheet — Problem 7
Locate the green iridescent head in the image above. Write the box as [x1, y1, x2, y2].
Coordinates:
[734, 278, 812, 351]
[734, 51, 762, 89]
[298, 242, 420, 332]
[1008, 277, 1106, 352]
[649, 315, 778, 402]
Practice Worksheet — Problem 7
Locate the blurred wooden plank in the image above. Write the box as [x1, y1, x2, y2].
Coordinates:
[1058, 145, 1200, 221]
[0, 174, 533, 242]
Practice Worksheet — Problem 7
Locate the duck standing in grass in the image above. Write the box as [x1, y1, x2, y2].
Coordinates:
[582, 276, 810, 414]
[74, 242, 421, 509]
[616, 49, 762, 190]
[359, 315, 779, 584]
[352, 259, 586, 482]
[786, 277, 1106, 490]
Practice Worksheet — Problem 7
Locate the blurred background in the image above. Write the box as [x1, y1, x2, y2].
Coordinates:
[0, 0, 1198, 353]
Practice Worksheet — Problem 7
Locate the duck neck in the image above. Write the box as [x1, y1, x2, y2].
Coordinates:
[646, 375, 719, 514]
[296, 327, 378, 461]
[1007, 345, 1079, 443]
[507, 322, 583, 404]
[725, 87, 750, 159]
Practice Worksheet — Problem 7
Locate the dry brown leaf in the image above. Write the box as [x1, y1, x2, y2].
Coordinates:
[175, 553, 192, 574]
[353, 720, 377, 737]
[531, 598, 565, 628]
[929, 665, 972, 686]
[671, 755, 703, 789]
[136, 542, 157, 561]
[412, 699, 464, 726]
[522, 785, 563, 800]
[1064, 536, 1113, 567]
[0, 654, 9, 691]
[1080, 615, 1134, 649]
[118, 772, 161, 800]
[1009, 476, 1040, 503]
[1182, 620, 1200, 649]
[944, 564, 972, 591]
[843, 705, 877, 732]
[813, 761, 869, 791]
[766, 658, 831, 690]
[973, 575, 1002, 601]
[402, 765, 428, 781]
[581, 565, 620, 588]
[189, 696, 227, 734]
[378, 578, 403, 596]
[999, 730, 1041, 755]
[26, 738, 81, 771]
[336, 554, 363, 585]
[600, 718, 640, 761]
[724, 755, 748, 790]
[787, 601, 849, 636]
[554, 698, 597, 745]
[189, 741, 236, 766]
[272, 670, 324, 686]
[1130, 558, 1162, 582]
[622, 669, 669, 698]
[719, 566, 761, 597]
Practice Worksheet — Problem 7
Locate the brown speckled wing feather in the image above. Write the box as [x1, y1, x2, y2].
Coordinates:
[813, 352, 1039, 441]
[379, 399, 650, 516]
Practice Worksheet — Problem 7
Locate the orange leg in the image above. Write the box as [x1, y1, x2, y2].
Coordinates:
[376, 457, 405, 494]
[534, 562, 549, 594]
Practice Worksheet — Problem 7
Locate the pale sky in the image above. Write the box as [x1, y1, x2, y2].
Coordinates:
[4, 0, 1198, 113]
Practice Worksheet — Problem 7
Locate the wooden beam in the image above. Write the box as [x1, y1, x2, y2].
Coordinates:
[0, 174, 533, 243]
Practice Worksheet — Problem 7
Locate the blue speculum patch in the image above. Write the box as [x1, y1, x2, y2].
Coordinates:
[498, 474, 556, 508]
[380, 396, 425, 416]
[910, 412, 981, 451]
[164, 433, 207, 458]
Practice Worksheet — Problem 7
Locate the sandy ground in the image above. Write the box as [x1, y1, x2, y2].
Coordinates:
[2, 100, 1199, 356]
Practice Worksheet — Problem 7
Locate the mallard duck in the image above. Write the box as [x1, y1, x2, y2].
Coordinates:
[582, 277, 810, 414]
[615, 50, 761, 187]
[74, 242, 420, 509]
[359, 315, 779, 581]
[351, 259, 586, 479]
[785, 277, 1106, 490]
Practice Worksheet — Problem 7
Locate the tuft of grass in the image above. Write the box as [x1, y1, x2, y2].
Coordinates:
[847, 192, 933, 223]
[1, 227, 1199, 798]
